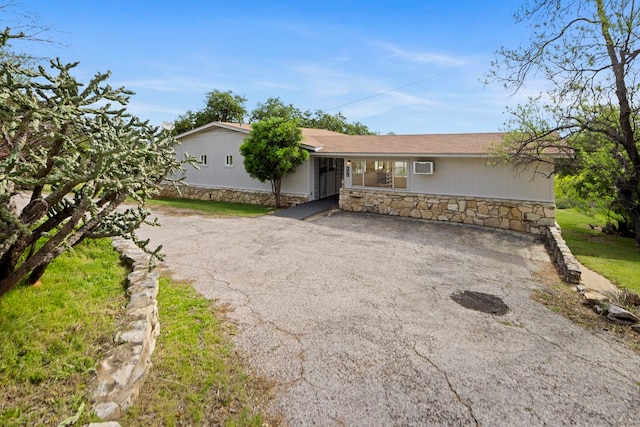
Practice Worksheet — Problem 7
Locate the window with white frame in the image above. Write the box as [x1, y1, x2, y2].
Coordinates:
[351, 159, 407, 189]
[225, 155, 234, 167]
[199, 154, 208, 165]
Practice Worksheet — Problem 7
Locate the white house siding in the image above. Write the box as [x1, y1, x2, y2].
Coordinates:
[340, 156, 555, 235]
[407, 157, 554, 202]
[171, 127, 310, 198]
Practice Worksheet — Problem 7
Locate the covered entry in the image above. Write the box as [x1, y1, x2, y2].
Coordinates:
[314, 157, 344, 200]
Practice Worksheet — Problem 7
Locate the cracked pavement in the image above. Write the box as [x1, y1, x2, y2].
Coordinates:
[138, 210, 640, 426]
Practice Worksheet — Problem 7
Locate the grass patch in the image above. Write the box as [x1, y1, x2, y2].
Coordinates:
[120, 277, 271, 426]
[0, 238, 269, 426]
[556, 209, 640, 293]
[533, 280, 640, 354]
[147, 197, 276, 217]
[0, 238, 127, 426]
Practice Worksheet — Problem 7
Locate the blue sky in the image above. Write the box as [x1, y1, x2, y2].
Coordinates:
[6, 1, 534, 134]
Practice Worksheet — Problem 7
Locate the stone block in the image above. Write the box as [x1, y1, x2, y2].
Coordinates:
[525, 212, 541, 221]
[484, 217, 500, 228]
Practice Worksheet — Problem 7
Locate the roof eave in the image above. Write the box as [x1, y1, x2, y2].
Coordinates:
[309, 152, 492, 158]
[176, 121, 251, 139]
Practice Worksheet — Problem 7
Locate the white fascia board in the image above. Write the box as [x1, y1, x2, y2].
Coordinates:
[176, 122, 250, 139]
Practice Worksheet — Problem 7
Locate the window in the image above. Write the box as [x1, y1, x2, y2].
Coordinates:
[351, 159, 407, 189]
[225, 155, 234, 167]
[199, 154, 208, 165]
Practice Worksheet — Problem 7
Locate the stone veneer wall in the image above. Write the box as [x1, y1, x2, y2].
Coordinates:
[545, 224, 582, 283]
[92, 238, 160, 421]
[339, 188, 556, 235]
[159, 183, 308, 207]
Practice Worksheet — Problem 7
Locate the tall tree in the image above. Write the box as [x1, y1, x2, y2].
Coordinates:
[488, 0, 640, 250]
[249, 97, 376, 135]
[0, 30, 186, 297]
[174, 89, 247, 134]
[239, 118, 309, 207]
[249, 97, 304, 123]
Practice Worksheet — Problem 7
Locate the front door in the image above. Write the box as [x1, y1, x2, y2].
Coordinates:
[316, 157, 343, 199]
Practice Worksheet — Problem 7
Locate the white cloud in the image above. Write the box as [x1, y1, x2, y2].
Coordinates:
[373, 41, 467, 67]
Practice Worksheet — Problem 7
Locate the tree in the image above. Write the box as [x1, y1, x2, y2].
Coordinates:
[0, 30, 186, 297]
[239, 117, 309, 208]
[488, 0, 640, 250]
[305, 110, 374, 135]
[174, 89, 247, 134]
[249, 97, 376, 135]
[249, 97, 303, 123]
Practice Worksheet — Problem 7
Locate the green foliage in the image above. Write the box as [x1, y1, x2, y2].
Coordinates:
[555, 131, 636, 235]
[0, 30, 187, 297]
[147, 197, 276, 216]
[250, 96, 375, 135]
[240, 118, 308, 207]
[121, 277, 266, 426]
[488, 1, 640, 250]
[556, 209, 640, 294]
[249, 96, 302, 123]
[174, 89, 247, 134]
[0, 238, 127, 426]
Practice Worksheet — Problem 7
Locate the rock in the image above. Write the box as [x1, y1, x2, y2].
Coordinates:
[93, 402, 120, 420]
[576, 285, 586, 293]
[584, 290, 608, 307]
[602, 303, 639, 324]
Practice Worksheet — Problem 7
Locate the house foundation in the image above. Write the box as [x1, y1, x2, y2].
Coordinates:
[158, 184, 309, 207]
[339, 188, 555, 235]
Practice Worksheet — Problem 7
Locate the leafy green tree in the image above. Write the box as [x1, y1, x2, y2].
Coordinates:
[488, 0, 640, 250]
[174, 89, 247, 134]
[249, 97, 375, 135]
[0, 30, 186, 297]
[305, 110, 374, 135]
[249, 97, 304, 123]
[239, 118, 309, 208]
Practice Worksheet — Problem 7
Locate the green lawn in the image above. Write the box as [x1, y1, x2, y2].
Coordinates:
[0, 237, 266, 426]
[0, 239, 127, 426]
[147, 197, 276, 217]
[556, 209, 640, 293]
[121, 277, 266, 426]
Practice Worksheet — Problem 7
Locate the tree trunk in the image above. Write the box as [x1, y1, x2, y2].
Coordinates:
[273, 178, 282, 208]
[596, 0, 640, 252]
[616, 176, 640, 251]
[27, 261, 49, 285]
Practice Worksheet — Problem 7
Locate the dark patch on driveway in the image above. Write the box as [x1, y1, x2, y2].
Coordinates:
[451, 290, 509, 315]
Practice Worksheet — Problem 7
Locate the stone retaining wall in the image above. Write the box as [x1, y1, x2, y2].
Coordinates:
[92, 238, 160, 421]
[339, 188, 556, 235]
[159, 183, 308, 207]
[545, 224, 582, 283]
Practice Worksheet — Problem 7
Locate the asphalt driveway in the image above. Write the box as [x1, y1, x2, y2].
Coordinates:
[138, 210, 640, 426]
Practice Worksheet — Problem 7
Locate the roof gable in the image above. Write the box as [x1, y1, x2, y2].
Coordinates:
[175, 121, 252, 139]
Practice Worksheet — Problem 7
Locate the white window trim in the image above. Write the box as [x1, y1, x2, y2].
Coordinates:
[350, 158, 408, 190]
[225, 155, 234, 168]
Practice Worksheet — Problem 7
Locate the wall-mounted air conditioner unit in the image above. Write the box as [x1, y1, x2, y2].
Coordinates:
[413, 161, 434, 175]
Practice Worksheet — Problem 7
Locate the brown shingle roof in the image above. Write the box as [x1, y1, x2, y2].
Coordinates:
[182, 122, 508, 156]
[302, 132, 507, 156]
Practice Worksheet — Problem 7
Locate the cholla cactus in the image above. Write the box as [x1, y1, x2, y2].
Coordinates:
[0, 30, 186, 296]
